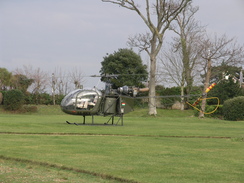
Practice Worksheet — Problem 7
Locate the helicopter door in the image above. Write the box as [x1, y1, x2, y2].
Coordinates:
[104, 97, 117, 114]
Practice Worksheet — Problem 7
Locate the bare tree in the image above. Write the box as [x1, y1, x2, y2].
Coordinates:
[52, 67, 70, 96]
[102, 0, 191, 115]
[159, 46, 184, 87]
[69, 67, 85, 90]
[159, 46, 185, 110]
[14, 65, 49, 94]
[199, 34, 244, 118]
[31, 67, 49, 94]
[158, 3, 204, 110]
[10, 74, 34, 93]
[169, 3, 205, 97]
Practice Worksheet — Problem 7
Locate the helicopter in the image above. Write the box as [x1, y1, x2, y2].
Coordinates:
[61, 81, 149, 126]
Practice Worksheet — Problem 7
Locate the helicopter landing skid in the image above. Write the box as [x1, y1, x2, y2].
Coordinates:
[66, 121, 83, 125]
[104, 115, 123, 126]
[65, 115, 123, 126]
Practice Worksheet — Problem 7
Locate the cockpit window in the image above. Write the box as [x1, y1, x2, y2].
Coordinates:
[76, 92, 98, 110]
[61, 89, 101, 111]
[61, 89, 82, 107]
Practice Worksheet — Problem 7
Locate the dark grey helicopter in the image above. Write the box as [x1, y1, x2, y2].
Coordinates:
[61, 83, 148, 125]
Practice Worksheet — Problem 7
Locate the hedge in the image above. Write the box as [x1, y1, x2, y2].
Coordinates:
[223, 96, 244, 121]
[3, 89, 25, 111]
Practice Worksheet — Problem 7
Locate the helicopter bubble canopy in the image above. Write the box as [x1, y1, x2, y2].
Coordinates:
[61, 88, 102, 114]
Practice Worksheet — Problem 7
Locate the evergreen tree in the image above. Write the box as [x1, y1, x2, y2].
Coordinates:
[208, 77, 243, 105]
[100, 48, 148, 88]
[0, 68, 12, 90]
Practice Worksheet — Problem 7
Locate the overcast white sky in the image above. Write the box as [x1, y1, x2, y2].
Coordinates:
[0, 0, 244, 88]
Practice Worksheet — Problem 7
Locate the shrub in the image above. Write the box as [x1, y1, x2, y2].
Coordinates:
[3, 89, 25, 111]
[157, 87, 181, 108]
[156, 85, 202, 109]
[208, 77, 243, 105]
[223, 96, 244, 121]
[205, 105, 223, 119]
[0, 92, 3, 105]
[193, 105, 223, 118]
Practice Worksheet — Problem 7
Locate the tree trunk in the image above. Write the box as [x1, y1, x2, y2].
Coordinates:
[199, 58, 211, 118]
[181, 38, 192, 100]
[148, 53, 157, 116]
[148, 34, 158, 116]
[180, 85, 185, 110]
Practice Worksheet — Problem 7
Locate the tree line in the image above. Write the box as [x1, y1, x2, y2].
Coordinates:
[0, 66, 86, 105]
[1, 1, 244, 117]
[0, 49, 243, 114]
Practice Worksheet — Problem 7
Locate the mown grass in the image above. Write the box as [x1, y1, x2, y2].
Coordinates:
[0, 158, 120, 183]
[0, 105, 243, 183]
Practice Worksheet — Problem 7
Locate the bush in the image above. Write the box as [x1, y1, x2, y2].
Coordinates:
[157, 86, 182, 108]
[0, 92, 3, 105]
[208, 77, 243, 105]
[156, 85, 202, 109]
[3, 89, 25, 111]
[223, 96, 244, 121]
[193, 105, 223, 118]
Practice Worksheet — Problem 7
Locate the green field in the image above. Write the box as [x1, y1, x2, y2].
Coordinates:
[0, 106, 243, 183]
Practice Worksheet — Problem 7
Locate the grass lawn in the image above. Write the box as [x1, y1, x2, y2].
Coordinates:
[0, 106, 243, 183]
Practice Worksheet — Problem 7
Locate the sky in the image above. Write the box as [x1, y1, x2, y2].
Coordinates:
[0, 0, 244, 89]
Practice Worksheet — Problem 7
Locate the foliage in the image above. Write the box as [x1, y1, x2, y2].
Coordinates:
[0, 92, 3, 104]
[193, 105, 223, 118]
[156, 85, 202, 108]
[158, 86, 182, 108]
[0, 68, 12, 90]
[208, 77, 243, 105]
[223, 96, 244, 121]
[11, 74, 34, 93]
[32, 92, 53, 105]
[3, 89, 25, 111]
[22, 92, 64, 105]
[207, 105, 223, 117]
[210, 63, 242, 83]
[100, 48, 148, 88]
[55, 94, 65, 105]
